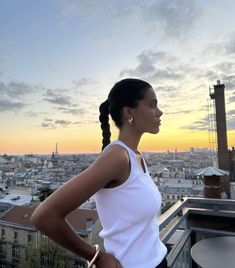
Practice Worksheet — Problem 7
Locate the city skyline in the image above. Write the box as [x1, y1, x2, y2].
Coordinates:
[1, 0, 235, 154]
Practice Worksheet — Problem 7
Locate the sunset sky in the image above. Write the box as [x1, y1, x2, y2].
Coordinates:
[0, 0, 235, 154]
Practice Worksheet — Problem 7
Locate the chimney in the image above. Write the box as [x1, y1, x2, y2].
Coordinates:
[209, 81, 230, 198]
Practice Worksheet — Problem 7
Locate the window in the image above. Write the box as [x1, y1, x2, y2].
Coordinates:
[1, 229, 5, 240]
[14, 231, 18, 242]
[0, 242, 7, 258]
[41, 234, 48, 243]
[12, 245, 20, 258]
[41, 252, 49, 265]
[27, 234, 32, 243]
[0, 242, 7, 252]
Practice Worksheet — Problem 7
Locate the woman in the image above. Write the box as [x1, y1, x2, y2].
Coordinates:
[31, 78, 167, 268]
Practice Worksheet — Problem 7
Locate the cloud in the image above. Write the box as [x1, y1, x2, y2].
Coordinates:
[40, 119, 72, 129]
[228, 92, 235, 103]
[224, 32, 235, 55]
[54, 120, 71, 126]
[58, 0, 91, 18]
[141, 0, 203, 39]
[120, 50, 184, 82]
[227, 110, 235, 116]
[0, 80, 39, 99]
[0, 99, 26, 112]
[41, 122, 56, 129]
[44, 89, 71, 105]
[58, 0, 136, 18]
[165, 109, 194, 115]
[72, 77, 94, 88]
[44, 118, 53, 122]
[215, 62, 235, 73]
[227, 118, 235, 130]
[200, 32, 235, 62]
[74, 119, 99, 125]
[156, 85, 180, 99]
[182, 115, 213, 131]
[183, 109, 235, 131]
[56, 106, 86, 116]
[148, 69, 184, 82]
[25, 111, 38, 117]
[58, 0, 203, 41]
[221, 75, 235, 90]
[227, 109, 235, 130]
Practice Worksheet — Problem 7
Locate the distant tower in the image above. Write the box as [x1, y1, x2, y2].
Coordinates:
[51, 143, 59, 164]
[55, 143, 58, 158]
[209, 80, 230, 198]
[174, 148, 177, 159]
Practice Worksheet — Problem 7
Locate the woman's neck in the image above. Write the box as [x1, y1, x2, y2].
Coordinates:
[118, 130, 142, 154]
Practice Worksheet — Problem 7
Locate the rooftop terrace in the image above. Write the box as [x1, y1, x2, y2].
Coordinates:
[159, 197, 235, 268]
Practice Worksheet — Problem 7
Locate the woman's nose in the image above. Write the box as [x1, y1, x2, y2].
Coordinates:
[156, 108, 163, 117]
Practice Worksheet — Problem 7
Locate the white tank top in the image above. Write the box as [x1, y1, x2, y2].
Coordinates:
[94, 140, 167, 268]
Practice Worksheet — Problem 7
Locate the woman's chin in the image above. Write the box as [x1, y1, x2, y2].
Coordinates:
[148, 127, 160, 134]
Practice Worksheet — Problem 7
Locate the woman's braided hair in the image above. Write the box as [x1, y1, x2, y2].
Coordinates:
[99, 99, 111, 151]
[99, 78, 152, 151]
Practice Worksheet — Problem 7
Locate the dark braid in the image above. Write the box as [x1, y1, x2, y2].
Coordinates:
[99, 99, 111, 151]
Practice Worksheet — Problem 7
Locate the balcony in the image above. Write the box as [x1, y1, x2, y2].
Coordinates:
[159, 197, 235, 268]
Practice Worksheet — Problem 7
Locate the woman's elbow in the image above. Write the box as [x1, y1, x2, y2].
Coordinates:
[30, 206, 49, 229]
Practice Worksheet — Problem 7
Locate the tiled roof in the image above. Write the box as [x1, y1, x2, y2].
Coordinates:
[0, 205, 35, 227]
[0, 205, 98, 230]
[66, 208, 98, 230]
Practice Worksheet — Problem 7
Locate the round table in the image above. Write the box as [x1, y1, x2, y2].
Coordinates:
[191, 236, 235, 268]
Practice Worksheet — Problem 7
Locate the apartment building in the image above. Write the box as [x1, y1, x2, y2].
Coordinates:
[0, 204, 98, 268]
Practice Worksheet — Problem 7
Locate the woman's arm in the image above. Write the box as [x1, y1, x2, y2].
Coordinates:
[30, 145, 128, 267]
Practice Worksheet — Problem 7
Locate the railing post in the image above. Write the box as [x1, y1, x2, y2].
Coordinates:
[190, 231, 197, 268]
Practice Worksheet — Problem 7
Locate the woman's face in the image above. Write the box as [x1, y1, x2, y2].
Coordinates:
[131, 87, 163, 134]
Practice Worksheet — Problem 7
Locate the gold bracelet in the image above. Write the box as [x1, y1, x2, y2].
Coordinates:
[87, 244, 100, 268]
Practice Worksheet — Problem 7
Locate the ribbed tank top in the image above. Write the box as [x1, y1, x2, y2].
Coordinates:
[94, 140, 167, 268]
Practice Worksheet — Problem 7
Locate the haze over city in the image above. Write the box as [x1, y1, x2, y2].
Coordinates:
[0, 0, 235, 154]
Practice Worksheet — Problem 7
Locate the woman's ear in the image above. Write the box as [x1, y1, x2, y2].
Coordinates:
[122, 106, 134, 121]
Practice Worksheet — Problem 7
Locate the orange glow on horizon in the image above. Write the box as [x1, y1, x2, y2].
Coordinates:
[1, 117, 234, 154]
[2, 127, 234, 155]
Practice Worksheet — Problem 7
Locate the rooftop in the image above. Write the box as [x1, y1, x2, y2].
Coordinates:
[159, 197, 235, 267]
[0, 193, 32, 206]
[0, 205, 98, 231]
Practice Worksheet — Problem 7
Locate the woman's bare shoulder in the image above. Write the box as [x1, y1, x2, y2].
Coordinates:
[90, 143, 130, 181]
[98, 144, 129, 163]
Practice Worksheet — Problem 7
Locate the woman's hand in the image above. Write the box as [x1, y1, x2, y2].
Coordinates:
[95, 251, 123, 268]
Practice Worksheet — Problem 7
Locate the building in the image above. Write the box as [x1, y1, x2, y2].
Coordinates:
[0, 205, 98, 268]
[159, 178, 203, 206]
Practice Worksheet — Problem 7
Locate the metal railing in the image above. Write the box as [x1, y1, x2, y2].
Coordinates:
[159, 197, 235, 267]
